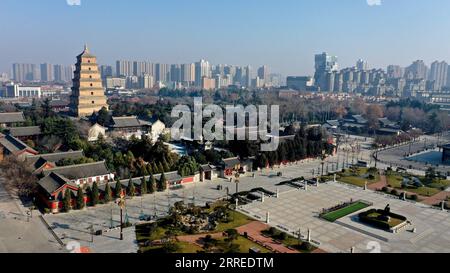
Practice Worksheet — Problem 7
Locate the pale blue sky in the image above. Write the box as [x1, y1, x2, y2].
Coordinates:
[1, 0, 449, 75]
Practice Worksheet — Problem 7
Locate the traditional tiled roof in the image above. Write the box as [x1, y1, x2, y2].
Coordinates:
[221, 157, 241, 168]
[26, 150, 85, 171]
[0, 112, 25, 124]
[326, 120, 340, 127]
[7, 126, 42, 137]
[200, 164, 216, 172]
[42, 161, 110, 180]
[37, 172, 78, 195]
[352, 115, 368, 124]
[111, 116, 151, 128]
[0, 134, 38, 154]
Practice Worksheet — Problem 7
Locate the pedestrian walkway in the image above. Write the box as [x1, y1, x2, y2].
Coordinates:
[236, 221, 299, 253]
[368, 173, 387, 191]
[422, 191, 450, 206]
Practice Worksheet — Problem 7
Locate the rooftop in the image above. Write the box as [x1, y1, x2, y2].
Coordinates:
[7, 126, 42, 137]
[0, 134, 38, 154]
[111, 116, 152, 128]
[38, 172, 77, 195]
[42, 161, 110, 181]
[0, 112, 25, 124]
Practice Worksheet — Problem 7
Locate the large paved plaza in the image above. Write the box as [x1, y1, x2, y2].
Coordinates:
[239, 181, 450, 253]
[38, 152, 450, 253]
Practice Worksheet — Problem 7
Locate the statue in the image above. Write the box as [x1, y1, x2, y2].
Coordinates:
[384, 204, 391, 214]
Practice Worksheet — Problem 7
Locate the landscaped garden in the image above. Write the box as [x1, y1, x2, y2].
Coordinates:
[337, 167, 380, 187]
[384, 168, 450, 197]
[261, 227, 317, 253]
[320, 200, 372, 222]
[135, 200, 257, 253]
[358, 205, 408, 232]
[321, 167, 380, 187]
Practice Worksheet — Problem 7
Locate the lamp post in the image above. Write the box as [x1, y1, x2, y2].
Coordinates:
[116, 191, 126, 241]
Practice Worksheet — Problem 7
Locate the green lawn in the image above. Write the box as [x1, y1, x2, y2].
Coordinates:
[233, 236, 271, 253]
[322, 201, 371, 222]
[336, 167, 380, 187]
[215, 210, 253, 232]
[386, 172, 450, 197]
[177, 242, 203, 253]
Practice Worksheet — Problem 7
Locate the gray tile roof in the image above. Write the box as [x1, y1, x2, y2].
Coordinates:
[111, 116, 150, 128]
[42, 161, 110, 180]
[0, 134, 38, 154]
[26, 150, 84, 171]
[7, 126, 42, 137]
[222, 157, 241, 168]
[38, 172, 77, 195]
[200, 164, 216, 172]
[0, 112, 25, 124]
[352, 115, 368, 124]
[326, 120, 340, 127]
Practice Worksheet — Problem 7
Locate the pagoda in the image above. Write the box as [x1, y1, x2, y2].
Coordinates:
[69, 45, 108, 117]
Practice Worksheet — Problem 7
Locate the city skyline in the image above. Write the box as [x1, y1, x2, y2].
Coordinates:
[1, 0, 450, 75]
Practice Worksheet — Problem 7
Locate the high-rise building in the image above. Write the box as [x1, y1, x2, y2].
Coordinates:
[244, 66, 252, 88]
[100, 65, 114, 79]
[139, 74, 154, 89]
[40, 63, 54, 82]
[405, 60, 428, 80]
[69, 45, 108, 117]
[133, 61, 154, 77]
[181, 63, 195, 83]
[387, 65, 404, 79]
[356, 59, 368, 71]
[170, 64, 181, 82]
[195, 59, 211, 87]
[429, 61, 448, 91]
[257, 65, 270, 81]
[155, 63, 169, 83]
[116, 60, 133, 77]
[12, 63, 40, 82]
[314, 52, 338, 91]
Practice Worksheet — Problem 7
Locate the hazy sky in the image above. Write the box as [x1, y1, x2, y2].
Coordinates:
[1, 0, 450, 76]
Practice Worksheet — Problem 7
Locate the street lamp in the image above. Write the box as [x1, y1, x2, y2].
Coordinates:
[116, 191, 126, 241]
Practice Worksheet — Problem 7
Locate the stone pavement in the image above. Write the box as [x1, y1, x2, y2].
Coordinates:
[236, 221, 298, 253]
[239, 181, 450, 253]
[0, 177, 63, 253]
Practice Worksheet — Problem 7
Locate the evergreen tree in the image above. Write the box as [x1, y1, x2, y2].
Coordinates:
[162, 159, 170, 172]
[158, 162, 165, 174]
[147, 164, 154, 174]
[104, 183, 112, 203]
[76, 187, 85, 210]
[152, 162, 159, 174]
[127, 178, 136, 197]
[115, 179, 123, 198]
[158, 173, 167, 192]
[140, 176, 147, 195]
[62, 189, 72, 212]
[148, 174, 156, 194]
[91, 182, 99, 206]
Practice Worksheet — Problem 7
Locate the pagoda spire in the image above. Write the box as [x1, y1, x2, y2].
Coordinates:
[84, 43, 89, 53]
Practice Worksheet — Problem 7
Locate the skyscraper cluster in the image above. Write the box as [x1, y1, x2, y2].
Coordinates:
[11, 63, 74, 83]
[305, 52, 450, 97]
[109, 59, 273, 90]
